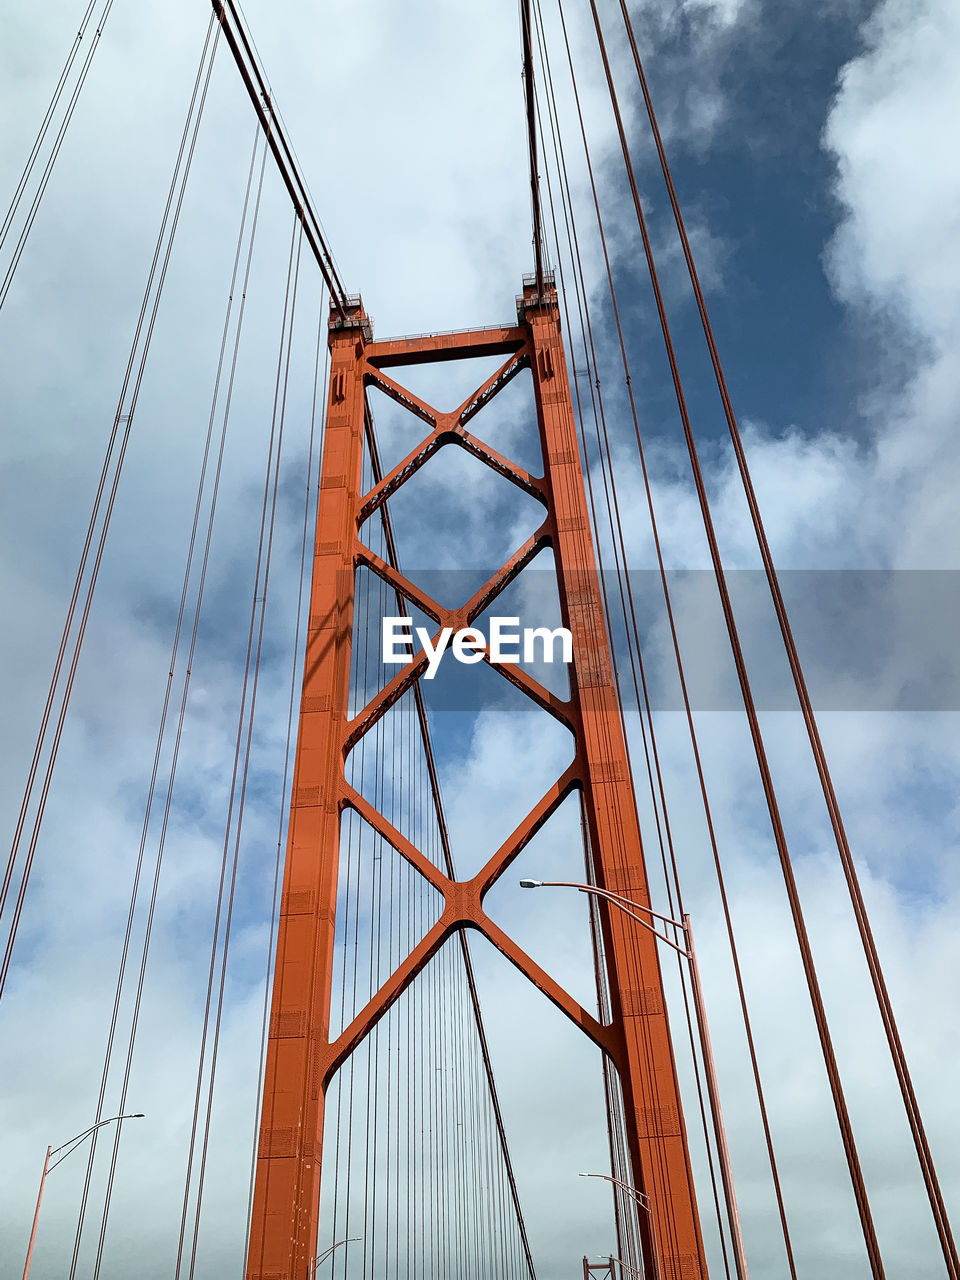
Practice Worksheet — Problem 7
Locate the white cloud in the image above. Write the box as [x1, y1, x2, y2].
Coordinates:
[825, 0, 960, 345]
[3, 0, 960, 1277]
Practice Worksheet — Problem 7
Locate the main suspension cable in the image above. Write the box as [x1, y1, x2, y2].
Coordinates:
[520, 0, 546, 296]
[210, 0, 350, 319]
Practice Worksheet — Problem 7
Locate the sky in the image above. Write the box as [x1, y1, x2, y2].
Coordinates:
[1, 0, 960, 1277]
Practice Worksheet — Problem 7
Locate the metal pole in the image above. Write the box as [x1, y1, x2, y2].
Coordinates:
[310, 1236, 360, 1274]
[20, 1113, 143, 1280]
[21, 1145, 50, 1280]
[527, 878, 750, 1277]
[581, 1172, 661, 1278]
[684, 914, 749, 1280]
[609, 1255, 643, 1278]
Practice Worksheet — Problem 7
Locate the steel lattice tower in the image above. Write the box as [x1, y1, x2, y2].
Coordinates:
[247, 278, 707, 1280]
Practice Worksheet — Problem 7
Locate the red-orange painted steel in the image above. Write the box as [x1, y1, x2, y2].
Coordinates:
[245, 306, 367, 1280]
[246, 283, 707, 1279]
[524, 282, 707, 1279]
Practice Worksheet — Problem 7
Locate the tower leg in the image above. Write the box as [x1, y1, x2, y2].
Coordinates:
[523, 280, 707, 1279]
[246, 304, 369, 1280]
[247, 282, 708, 1279]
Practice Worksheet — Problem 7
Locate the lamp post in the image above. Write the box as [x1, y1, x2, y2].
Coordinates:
[580, 1172, 659, 1277]
[608, 1258, 643, 1279]
[581, 1169, 651, 1210]
[309, 1236, 360, 1275]
[22, 1112, 144, 1280]
[521, 877, 749, 1280]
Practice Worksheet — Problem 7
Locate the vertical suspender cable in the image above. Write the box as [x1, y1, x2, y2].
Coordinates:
[75, 120, 268, 1279]
[0, 0, 97, 250]
[170, 212, 302, 1280]
[531, 12, 711, 1270]
[541, 4, 796, 1272]
[582, 1, 887, 1274]
[614, 8, 959, 1275]
[0, 10, 220, 1000]
[364, 414, 538, 1278]
[183, 221, 305, 1280]
[0, 0, 117, 311]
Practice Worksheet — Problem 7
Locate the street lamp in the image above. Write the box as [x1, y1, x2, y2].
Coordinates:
[580, 1172, 659, 1277]
[309, 1236, 360, 1274]
[521, 877, 749, 1280]
[608, 1258, 643, 1279]
[581, 1170, 649, 1211]
[22, 1112, 144, 1280]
